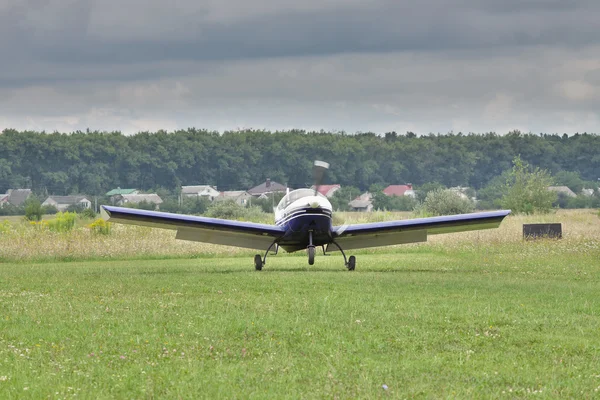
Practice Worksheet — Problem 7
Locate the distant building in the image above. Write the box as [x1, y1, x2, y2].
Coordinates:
[1, 189, 32, 207]
[214, 191, 253, 206]
[181, 185, 220, 201]
[548, 186, 576, 198]
[42, 196, 92, 212]
[105, 188, 139, 196]
[449, 186, 474, 201]
[348, 192, 373, 212]
[248, 179, 288, 196]
[581, 188, 595, 197]
[310, 184, 341, 198]
[383, 184, 415, 197]
[115, 194, 163, 209]
[105, 188, 139, 204]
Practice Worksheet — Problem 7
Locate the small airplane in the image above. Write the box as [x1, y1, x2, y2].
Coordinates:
[101, 161, 510, 270]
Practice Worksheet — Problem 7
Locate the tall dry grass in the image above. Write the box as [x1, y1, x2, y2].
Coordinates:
[1, 209, 599, 262]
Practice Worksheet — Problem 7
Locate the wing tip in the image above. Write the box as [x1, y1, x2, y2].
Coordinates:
[100, 205, 111, 221]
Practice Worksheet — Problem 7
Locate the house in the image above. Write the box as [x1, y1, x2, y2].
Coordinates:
[115, 194, 163, 209]
[449, 186, 474, 201]
[348, 192, 373, 212]
[1, 189, 32, 207]
[214, 191, 253, 206]
[582, 188, 595, 197]
[248, 179, 288, 196]
[105, 188, 139, 204]
[310, 184, 341, 198]
[105, 188, 139, 196]
[548, 186, 576, 198]
[42, 196, 92, 212]
[181, 185, 220, 201]
[383, 184, 415, 197]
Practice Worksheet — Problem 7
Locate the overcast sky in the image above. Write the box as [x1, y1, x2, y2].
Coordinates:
[1, 0, 599, 134]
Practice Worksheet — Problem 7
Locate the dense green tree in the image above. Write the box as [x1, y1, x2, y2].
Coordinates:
[500, 156, 556, 214]
[1, 129, 599, 206]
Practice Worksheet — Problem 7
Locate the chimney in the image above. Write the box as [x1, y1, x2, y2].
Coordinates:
[266, 178, 271, 188]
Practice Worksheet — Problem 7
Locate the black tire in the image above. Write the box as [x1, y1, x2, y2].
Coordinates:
[347, 255, 356, 271]
[308, 246, 315, 265]
[254, 254, 263, 271]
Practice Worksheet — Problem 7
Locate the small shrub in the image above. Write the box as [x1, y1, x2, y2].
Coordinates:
[0, 220, 11, 234]
[88, 218, 111, 235]
[46, 212, 77, 233]
[79, 207, 97, 219]
[205, 201, 266, 222]
[418, 188, 474, 216]
[24, 198, 43, 221]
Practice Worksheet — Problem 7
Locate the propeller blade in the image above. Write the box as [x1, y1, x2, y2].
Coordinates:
[313, 160, 330, 195]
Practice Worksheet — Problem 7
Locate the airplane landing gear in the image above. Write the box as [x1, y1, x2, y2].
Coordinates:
[328, 241, 356, 271]
[347, 255, 356, 271]
[255, 240, 278, 271]
[308, 246, 315, 265]
[307, 231, 316, 265]
[254, 254, 263, 271]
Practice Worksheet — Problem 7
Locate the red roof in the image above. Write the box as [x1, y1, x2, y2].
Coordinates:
[316, 184, 340, 197]
[383, 184, 413, 196]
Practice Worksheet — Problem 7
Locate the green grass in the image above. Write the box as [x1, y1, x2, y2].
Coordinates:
[1, 244, 600, 398]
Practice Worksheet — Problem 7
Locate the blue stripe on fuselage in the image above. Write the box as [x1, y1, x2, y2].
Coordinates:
[276, 208, 333, 249]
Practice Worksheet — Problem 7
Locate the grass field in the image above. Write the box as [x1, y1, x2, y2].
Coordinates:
[1, 210, 599, 398]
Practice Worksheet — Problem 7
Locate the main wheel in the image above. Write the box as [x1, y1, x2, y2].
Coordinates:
[254, 254, 263, 271]
[347, 255, 356, 271]
[308, 246, 315, 265]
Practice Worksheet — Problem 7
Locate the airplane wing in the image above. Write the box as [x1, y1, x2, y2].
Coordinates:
[101, 205, 285, 251]
[328, 210, 511, 251]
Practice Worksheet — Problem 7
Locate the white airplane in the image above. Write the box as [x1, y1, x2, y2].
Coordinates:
[101, 161, 510, 270]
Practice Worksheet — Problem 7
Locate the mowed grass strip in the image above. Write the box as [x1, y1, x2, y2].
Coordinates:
[1, 245, 599, 399]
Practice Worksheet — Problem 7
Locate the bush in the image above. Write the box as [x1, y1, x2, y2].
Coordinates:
[42, 205, 58, 215]
[372, 192, 418, 211]
[88, 218, 111, 235]
[24, 198, 43, 221]
[500, 156, 556, 214]
[417, 188, 474, 216]
[0, 220, 11, 234]
[46, 212, 77, 233]
[0, 204, 24, 216]
[79, 207, 97, 219]
[205, 201, 266, 221]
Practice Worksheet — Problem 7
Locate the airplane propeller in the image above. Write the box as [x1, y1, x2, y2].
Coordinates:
[312, 160, 330, 196]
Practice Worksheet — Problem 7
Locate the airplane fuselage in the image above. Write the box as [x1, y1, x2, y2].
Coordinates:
[273, 189, 333, 252]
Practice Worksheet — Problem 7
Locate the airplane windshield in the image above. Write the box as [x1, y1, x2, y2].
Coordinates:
[277, 189, 325, 210]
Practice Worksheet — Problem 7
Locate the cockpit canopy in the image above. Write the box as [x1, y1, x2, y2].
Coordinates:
[276, 189, 327, 211]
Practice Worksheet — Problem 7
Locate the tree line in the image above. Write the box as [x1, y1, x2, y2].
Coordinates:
[1, 129, 599, 198]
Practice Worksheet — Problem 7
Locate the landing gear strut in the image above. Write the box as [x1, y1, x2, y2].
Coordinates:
[328, 241, 356, 271]
[254, 240, 278, 271]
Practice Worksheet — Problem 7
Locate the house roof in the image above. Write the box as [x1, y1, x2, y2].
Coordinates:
[181, 185, 218, 195]
[383, 185, 413, 196]
[44, 195, 90, 205]
[7, 189, 32, 206]
[310, 184, 341, 197]
[219, 191, 250, 198]
[349, 199, 372, 208]
[248, 179, 288, 195]
[120, 194, 163, 204]
[0, 194, 9, 203]
[548, 186, 577, 197]
[106, 188, 137, 196]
